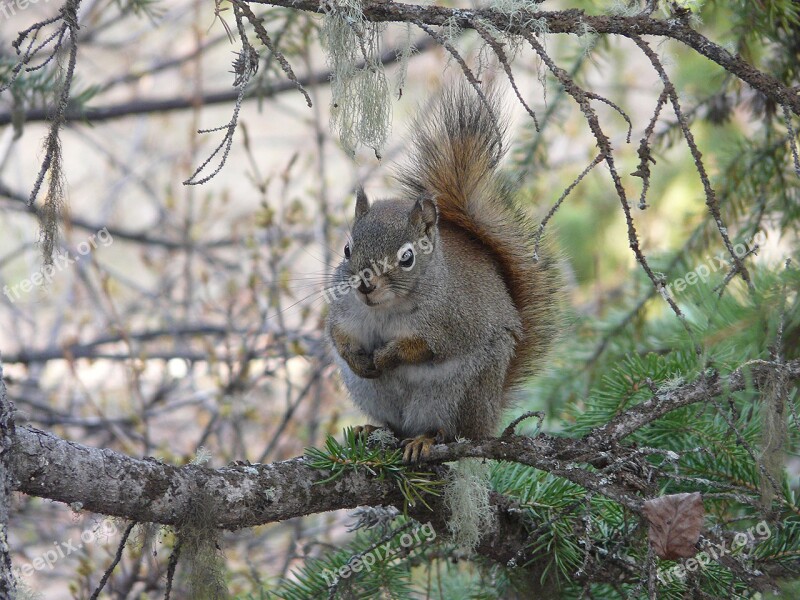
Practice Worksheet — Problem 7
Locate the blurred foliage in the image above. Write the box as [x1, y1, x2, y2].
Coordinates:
[3, 0, 799, 596]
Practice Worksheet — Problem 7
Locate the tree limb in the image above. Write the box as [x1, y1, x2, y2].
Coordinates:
[0, 37, 435, 125]
[0, 366, 17, 597]
[8, 358, 799, 571]
[236, 1, 799, 116]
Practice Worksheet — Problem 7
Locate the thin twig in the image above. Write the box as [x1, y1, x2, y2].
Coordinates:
[236, 0, 312, 108]
[89, 521, 137, 600]
[632, 36, 753, 292]
[471, 18, 539, 131]
[534, 153, 605, 260]
[523, 31, 695, 344]
[164, 535, 183, 600]
[632, 89, 669, 209]
[502, 410, 545, 437]
[183, 3, 258, 185]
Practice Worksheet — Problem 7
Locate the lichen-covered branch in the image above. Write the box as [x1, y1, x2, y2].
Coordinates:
[8, 358, 800, 573]
[246, 0, 800, 117]
[7, 425, 537, 567]
[0, 366, 17, 598]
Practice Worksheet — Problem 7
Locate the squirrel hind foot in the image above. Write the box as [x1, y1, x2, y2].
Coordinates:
[352, 424, 380, 438]
[401, 429, 445, 463]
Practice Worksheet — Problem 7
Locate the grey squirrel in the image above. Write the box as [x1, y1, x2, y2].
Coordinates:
[324, 85, 561, 461]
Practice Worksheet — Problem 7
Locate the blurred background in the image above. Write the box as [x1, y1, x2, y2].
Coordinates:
[1, 0, 798, 597]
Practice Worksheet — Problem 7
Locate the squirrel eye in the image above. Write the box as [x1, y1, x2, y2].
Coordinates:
[397, 244, 415, 270]
[344, 243, 351, 260]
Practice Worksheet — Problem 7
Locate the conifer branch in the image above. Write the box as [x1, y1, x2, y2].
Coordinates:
[8, 358, 800, 574]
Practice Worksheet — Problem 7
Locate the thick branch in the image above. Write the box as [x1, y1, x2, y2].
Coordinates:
[234, 1, 799, 116]
[8, 358, 800, 571]
[0, 366, 16, 597]
[7, 426, 533, 566]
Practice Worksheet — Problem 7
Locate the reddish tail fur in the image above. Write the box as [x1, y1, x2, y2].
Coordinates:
[396, 86, 561, 392]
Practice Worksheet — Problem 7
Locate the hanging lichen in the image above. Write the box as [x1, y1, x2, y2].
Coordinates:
[320, 0, 391, 158]
[176, 489, 228, 599]
[759, 363, 789, 506]
[444, 458, 496, 553]
[394, 23, 414, 98]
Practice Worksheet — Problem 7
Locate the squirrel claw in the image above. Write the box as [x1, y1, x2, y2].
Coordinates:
[352, 424, 379, 439]
[401, 430, 443, 463]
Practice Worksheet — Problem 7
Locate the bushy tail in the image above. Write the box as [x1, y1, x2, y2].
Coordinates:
[396, 85, 561, 391]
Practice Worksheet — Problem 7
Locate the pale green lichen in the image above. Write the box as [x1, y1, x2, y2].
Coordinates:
[130, 522, 160, 556]
[321, 0, 391, 157]
[491, 0, 544, 29]
[492, 9, 549, 49]
[368, 427, 398, 449]
[394, 23, 415, 96]
[658, 376, 686, 393]
[606, 0, 641, 17]
[192, 446, 212, 465]
[178, 491, 228, 600]
[662, 0, 705, 15]
[440, 15, 462, 47]
[14, 581, 42, 600]
[759, 366, 788, 506]
[577, 21, 598, 56]
[444, 458, 496, 553]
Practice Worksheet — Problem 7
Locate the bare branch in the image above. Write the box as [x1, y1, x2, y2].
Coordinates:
[238, 0, 800, 117]
[235, 0, 312, 108]
[0, 38, 435, 126]
[632, 36, 754, 291]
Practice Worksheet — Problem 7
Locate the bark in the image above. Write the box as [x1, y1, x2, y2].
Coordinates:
[7, 358, 799, 575]
[7, 426, 536, 568]
[243, 1, 800, 116]
[0, 364, 17, 598]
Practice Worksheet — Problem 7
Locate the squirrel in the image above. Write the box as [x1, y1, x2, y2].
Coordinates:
[324, 85, 561, 462]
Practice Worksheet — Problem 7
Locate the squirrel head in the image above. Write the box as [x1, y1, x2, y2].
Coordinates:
[338, 188, 438, 308]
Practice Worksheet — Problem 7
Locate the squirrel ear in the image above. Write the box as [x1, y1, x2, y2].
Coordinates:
[410, 194, 438, 234]
[355, 187, 370, 220]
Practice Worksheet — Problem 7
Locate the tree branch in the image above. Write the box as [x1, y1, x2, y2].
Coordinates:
[8, 358, 799, 572]
[0, 366, 17, 597]
[7, 425, 538, 568]
[0, 37, 435, 125]
[236, 1, 799, 116]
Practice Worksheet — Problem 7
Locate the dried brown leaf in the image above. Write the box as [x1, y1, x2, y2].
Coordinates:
[642, 492, 704, 559]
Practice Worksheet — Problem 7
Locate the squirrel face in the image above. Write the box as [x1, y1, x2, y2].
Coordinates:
[337, 189, 438, 309]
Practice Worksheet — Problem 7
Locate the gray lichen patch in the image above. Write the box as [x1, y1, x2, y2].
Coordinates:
[320, 0, 393, 157]
[444, 458, 496, 552]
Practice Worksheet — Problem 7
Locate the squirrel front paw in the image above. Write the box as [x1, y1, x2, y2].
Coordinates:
[345, 349, 381, 379]
[373, 344, 399, 372]
[374, 337, 435, 372]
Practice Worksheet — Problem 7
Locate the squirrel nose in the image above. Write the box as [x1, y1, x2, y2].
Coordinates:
[357, 279, 375, 295]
